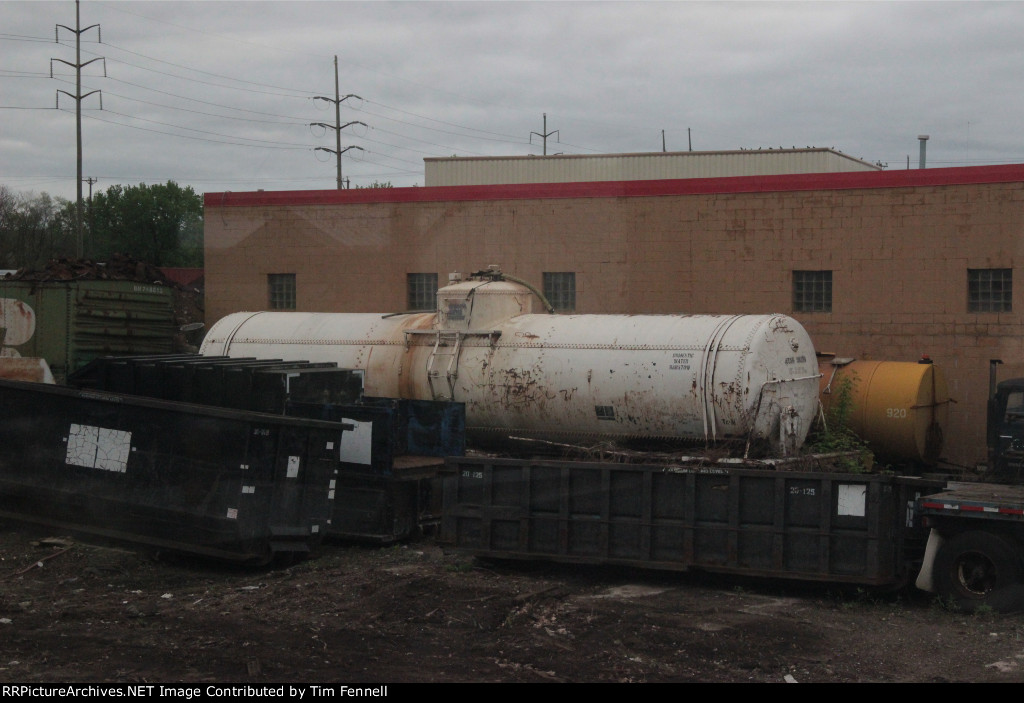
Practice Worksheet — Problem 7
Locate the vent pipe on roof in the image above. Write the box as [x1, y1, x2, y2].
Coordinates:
[918, 135, 929, 168]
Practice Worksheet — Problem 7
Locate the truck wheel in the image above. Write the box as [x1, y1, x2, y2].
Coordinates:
[933, 531, 1024, 613]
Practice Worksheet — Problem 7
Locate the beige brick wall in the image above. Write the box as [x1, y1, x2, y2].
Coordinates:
[203, 171, 1024, 469]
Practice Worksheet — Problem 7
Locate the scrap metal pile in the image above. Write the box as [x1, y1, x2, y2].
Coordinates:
[1, 253, 174, 285]
[1, 254, 204, 352]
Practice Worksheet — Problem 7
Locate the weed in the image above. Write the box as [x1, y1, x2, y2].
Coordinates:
[930, 594, 962, 613]
[928, 596, 1002, 617]
[973, 604, 996, 618]
[826, 586, 896, 610]
[806, 373, 872, 470]
[851, 588, 883, 607]
[445, 560, 474, 574]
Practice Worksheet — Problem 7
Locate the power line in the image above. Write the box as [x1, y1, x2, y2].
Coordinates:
[99, 40, 321, 96]
[73, 76, 312, 123]
[41, 28, 562, 162]
[9, 4, 715, 193]
[70, 108, 310, 150]
[66, 37, 548, 151]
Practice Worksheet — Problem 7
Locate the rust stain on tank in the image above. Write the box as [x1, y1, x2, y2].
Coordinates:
[0, 358, 52, 383]
[401, 313, 436, 333]
[491, 367, 555, 409]
[396, 313, 437, 398]
[622, 388, 661, 427]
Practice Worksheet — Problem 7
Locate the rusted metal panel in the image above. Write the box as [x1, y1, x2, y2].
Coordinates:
[0, 357, 54, 383]
[0, 280, 176, 381]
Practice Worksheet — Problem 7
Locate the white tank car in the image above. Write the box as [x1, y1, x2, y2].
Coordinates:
[200, 270, 821, 455]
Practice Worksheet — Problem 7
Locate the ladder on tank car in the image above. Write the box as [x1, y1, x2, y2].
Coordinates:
[404, 328, 503, 402]
[426, 330, 462, 401]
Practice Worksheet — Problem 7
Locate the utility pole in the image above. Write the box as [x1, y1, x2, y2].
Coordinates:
[84, 176, 97, 243]
[54, 0, 104, 259]
[530, 113, 559, 155]
[313, 56, 364, 189]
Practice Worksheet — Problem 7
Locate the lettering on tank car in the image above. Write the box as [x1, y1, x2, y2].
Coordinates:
[670, 352, 694, 371]
[712, 392, 740, 423]
[784, 355, 808, 365]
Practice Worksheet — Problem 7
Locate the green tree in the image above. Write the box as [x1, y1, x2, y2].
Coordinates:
[87, 181, 203, 267]
[0, 186, 76, 270]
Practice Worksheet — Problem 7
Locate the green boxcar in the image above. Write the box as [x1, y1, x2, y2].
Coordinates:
[0, 280, 176, 382]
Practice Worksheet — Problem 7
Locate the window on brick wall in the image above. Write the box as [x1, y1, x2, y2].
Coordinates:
[543, 272, 576, 313]
[268, 273, 296, 310]
[968, 268, 1012, 312]
[793, 270, 832, 313]
[407, 272, 438, 311]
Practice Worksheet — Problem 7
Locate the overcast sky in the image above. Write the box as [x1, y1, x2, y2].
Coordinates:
[2, 0, 1023, 201]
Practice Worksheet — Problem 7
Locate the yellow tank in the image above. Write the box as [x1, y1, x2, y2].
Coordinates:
[818, 355, 950, 465]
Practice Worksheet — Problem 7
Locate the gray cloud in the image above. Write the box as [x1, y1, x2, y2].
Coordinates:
[2, 0, 1021, 200]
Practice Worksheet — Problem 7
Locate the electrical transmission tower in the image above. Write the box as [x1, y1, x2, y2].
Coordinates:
[313, 56, 365, 189]
[530, 113, 559, 155]
[53, 0, 104, 258]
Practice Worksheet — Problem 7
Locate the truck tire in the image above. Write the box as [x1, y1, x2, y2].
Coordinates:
[933, 531, 1024, 613]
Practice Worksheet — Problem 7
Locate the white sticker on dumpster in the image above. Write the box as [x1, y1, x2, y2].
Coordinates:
[338, 419, 373, 465]
[837, 483, 867, 517]
[287, 455, 301, 478]
[65, 423, 132, 473]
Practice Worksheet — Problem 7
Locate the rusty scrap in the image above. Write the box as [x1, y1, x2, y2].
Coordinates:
[2, 254, 205, 341]
[4, 546, 73, 579]
[1, 254, 171, 286]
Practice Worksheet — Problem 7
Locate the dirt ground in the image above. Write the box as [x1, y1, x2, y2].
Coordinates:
[2, 518, 1024, 684]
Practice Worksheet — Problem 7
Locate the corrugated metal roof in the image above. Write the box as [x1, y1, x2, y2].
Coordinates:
[205, 164, 1024, 209]
[424, 148, 881, 187]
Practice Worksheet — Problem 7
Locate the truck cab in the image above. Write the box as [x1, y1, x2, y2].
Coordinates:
[912, 361, 1024, 612]
[987, 367, 1024, 483]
